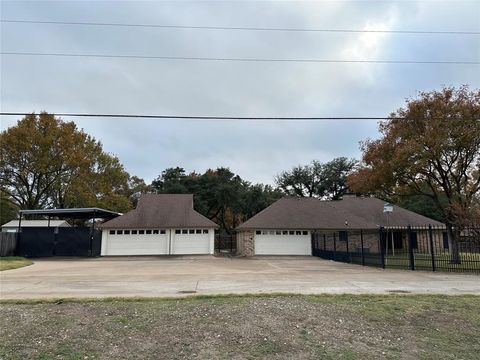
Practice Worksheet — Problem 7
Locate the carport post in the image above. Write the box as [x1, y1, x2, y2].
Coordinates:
[89, 210, 96, 257]
[360, 229, 365, 266]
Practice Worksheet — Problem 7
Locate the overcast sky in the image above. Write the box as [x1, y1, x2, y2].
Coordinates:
[1, 0, 479, 185]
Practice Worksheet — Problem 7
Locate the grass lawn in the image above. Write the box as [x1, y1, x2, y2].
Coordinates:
[384, 252, 480, 272]
[0, 256, 33, 271]
[1, 294, 479, 359]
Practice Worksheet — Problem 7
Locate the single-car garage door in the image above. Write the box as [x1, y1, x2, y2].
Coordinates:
[172, 229, 212, 255]
[254, 230, 311, 255]
[102, 229, 168, 255]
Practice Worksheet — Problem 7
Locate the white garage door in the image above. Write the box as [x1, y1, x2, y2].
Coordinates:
[254, 230, 311, 255]
[172, 229, 211, 255]
[102, 229, 168, 255]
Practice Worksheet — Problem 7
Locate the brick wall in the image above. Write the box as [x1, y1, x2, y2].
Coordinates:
[237, 230, 255, 256]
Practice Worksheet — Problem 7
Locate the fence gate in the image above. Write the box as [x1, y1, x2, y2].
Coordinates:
[15, 227, 102, 257]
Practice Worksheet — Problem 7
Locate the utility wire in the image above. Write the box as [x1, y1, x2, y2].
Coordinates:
[1, 112, 477, 121]
[1, 19, 479, 35]
[2, 52, 478, 65]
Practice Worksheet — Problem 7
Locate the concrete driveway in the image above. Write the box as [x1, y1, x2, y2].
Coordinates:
[1, 256, 479, 299]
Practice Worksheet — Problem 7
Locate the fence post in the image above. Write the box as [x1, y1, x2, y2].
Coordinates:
[360, 229, 365, 266]
[323, 234, 326, 250]
[428, 225, 436, 272]
[379, 227, 385, 269]
[345, 231, 350, 262]
[333, 232, 337, 261]
[407, 225, 415, 271]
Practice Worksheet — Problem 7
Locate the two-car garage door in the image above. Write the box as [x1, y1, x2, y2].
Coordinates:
[254, 230, 311, 255]
[101, 228, 212, 256]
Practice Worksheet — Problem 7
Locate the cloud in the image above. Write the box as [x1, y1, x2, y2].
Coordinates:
[1, 1, 479, 185]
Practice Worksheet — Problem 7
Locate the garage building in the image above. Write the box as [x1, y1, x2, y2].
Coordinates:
[100, 194, 218, 256]
[236, 196, 443, 256]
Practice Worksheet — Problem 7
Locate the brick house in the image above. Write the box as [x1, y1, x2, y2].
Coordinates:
[236, 195, 444, 256]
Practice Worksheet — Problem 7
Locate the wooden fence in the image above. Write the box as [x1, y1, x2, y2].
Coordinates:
[0, 232, 17, 256]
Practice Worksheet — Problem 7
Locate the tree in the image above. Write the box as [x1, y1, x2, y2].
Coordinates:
[0, 113, 136, 213]
[275, 158, 357, 199]
[348, 86, 480, 262]
[150, 167, 281, 232]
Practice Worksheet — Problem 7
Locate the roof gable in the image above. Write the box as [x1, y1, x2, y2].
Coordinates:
[101, 194, 218, 229]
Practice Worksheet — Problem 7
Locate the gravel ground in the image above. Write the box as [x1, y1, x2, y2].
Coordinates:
[0, 294, 479, 360]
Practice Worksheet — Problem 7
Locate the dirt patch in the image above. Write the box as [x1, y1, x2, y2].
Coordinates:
[0, 294, 479, 359]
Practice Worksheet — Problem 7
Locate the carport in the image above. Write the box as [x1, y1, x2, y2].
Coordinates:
[15, 208, 121, 257]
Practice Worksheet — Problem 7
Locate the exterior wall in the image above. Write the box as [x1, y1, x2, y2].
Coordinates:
[237, 230, 255, 256]
[314, 230, 380, 253]
[237, 229, 311, 256]
[101, 228, 215, 256]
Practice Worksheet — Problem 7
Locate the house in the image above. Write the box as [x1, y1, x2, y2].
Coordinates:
[1, 219, 70, 232]
[236, 195, 444, 256]
[100, 194, 218, 256]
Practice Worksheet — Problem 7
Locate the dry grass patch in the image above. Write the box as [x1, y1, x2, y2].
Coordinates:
[0, 294, 479, 359]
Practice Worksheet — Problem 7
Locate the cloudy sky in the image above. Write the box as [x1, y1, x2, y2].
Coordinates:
[1, 0, 479, 185]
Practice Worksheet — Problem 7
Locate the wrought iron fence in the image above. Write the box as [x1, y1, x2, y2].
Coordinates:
[215, 233, 237, 253]
[312, 225, 480, 274]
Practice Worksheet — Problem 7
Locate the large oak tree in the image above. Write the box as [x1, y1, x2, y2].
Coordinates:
[348, 86, 480, 261]
[0, 113, 135, 213]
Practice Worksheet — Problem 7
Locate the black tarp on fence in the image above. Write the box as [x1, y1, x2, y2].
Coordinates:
[15, 227, 101, 257]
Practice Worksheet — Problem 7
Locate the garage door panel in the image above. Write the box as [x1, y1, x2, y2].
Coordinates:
[172, 234, 210, 255]
[104, 234, 168, 255]
[255, 235, 311, 255]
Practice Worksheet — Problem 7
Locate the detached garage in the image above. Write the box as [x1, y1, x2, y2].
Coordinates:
[100, 194, 218, 256]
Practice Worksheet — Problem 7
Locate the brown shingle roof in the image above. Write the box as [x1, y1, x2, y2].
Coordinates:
[237, 196, 444, 230]
[100, 194, 218, 229]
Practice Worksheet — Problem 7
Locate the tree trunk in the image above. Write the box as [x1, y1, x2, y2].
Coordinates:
[447, 225, 461, 264]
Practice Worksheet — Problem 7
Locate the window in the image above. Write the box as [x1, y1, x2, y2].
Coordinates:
[196, 229, 201, 234]
[302, 231, 308, 236]
[339, 231, 348, 242]
[269, 230, 275, 235]
[283, 231, 288, 235]
[262, 230, 269, 235]
[296, 231, 302, 235]
[124, 230, 130, 235]
[146, 230, 152, 235]
[203, 229, 209, 234]
[153, 230, 159, 234]
[116, 230, 123, 235]
[139, 230, 145, 235]
[182, 229, 188, 234]
[256, 230, 261, 235]
[160, 230, 166, 234]
[189, 229, 195, 234]
[289, 231, 294, 235]
[175, 229, 181, 234]
[132, 230, 138, 235]
[109, 230, 115, 235]
[276, 231, 281, 235]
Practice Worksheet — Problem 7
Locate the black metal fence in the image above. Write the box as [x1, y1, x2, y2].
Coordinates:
[215, 233, 237, 253]
[15, 227, 102, 257]
[312, 225, 480, 274]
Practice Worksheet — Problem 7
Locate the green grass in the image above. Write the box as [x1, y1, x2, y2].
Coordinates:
[384, 252, 480, 272]
[0, 256, 33, 271]
[0, 294, 479, 359]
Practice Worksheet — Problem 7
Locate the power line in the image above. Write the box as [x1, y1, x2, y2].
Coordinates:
[1, 19, 479, 35]
[2, 52, 478, 65]
[1, 112, 478, 121]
